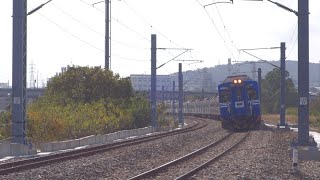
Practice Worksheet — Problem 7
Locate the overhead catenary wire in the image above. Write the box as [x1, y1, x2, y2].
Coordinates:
[36, 11, 104, 53]
[195, 0, 237, 61]
[51, 2, 104, 37]
[286, 35, 297, 60]
[111, 53, 149, 62]
[121, 0, 185, 49]
[211, 0, 239, 52]
[78, 0, 151, 42]
[286, 22, 298, 60]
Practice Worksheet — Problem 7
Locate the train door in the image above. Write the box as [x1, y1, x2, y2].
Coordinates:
[232, 86, 246, 115]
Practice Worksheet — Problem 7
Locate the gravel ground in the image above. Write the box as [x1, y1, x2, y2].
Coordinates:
[1, 119, 320, 180]
[192, 124, 320, 180]
[1, 118, 227, 180]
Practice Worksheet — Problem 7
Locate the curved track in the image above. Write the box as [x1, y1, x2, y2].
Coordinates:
[128, 131, 250, 180]
[0, 118, 209, 175]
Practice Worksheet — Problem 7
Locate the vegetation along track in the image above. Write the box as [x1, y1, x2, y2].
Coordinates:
[0, 117, 209, 175]
[128, 131, 250, 180]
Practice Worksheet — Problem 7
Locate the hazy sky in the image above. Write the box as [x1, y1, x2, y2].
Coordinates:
[0, 0, 319, 86]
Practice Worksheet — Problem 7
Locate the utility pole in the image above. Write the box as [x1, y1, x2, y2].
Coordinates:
[278, 42, 289, 129]
[172, 81, 176, 119]
[297, 0, 311, 145]
[162, 86, 165, 103]
[178, 63, 183, 125]
[258, 68, 261, 104]
[12, 0, 27, 144]
[12, 0, 52, 144]
[105, 0, 110, 70]
[151, 34, 157, 128]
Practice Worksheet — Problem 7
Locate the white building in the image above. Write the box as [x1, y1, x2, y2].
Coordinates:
[0, 82, 9, 88]
[130, 74, 177, 91]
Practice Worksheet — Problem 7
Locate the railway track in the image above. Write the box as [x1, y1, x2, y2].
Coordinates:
[128, 131, 250, 180]
[0, 117, 209, 175]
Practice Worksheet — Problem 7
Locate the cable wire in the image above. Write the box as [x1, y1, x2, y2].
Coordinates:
[78, 0, 150, 42]
[51, 2, 104, 37]
[111, 53, 149, 62]
[121, 0, 184, 48]
[37, 12, 104, 52]
[195, 0, 237, 61]
[212, 0, 239, 52]
[286, 35, 297, 60]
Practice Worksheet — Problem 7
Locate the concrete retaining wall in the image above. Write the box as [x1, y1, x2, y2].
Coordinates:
[39, 126, 158, 152]
[0, 126, 164, 157]
[0, 141, 36, 158]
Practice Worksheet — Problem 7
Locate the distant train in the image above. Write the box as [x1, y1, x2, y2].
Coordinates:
[165, 75, 261, 130]
[165, 97, 219, 120]
[218, 75, 261, 130]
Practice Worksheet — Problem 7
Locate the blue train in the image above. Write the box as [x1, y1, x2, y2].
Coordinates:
[218, 75, 261, 130]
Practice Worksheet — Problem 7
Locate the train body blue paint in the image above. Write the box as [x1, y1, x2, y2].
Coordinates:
[218, 75, 261, 130]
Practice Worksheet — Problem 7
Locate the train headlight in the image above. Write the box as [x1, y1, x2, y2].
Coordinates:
[233, 79, 242, 84]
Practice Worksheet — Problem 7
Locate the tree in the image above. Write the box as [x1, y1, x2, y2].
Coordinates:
[46, 66, 133, 105]
[26, 66, 152, 142]
[261, 68, 298, 113]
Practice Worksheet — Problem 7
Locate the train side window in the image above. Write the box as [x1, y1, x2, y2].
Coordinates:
[219, 90, 230, 103]
[247, 86, 257, 100]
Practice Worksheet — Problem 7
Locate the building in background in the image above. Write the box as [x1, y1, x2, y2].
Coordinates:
[130, 74, 175, 91]
[0, 82, 10, 88]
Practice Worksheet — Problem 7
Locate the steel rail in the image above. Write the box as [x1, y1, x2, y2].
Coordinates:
[175, 131, 251, 179]
[0, 118, 209, 175]
[128, 132, 233, 180]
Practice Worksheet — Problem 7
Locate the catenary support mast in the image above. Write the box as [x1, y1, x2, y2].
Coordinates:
[12, 0, 27, 144]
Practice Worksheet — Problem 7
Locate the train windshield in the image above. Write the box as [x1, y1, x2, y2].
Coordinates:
[219, 89, 230, 103]
[247, 86, 258, 100]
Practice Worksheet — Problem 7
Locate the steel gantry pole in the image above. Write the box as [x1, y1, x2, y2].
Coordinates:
[279, 42, 288, 128]
[172, 81, 176, 119]
[151, 34, 157, 128]
[258, 68, 261, 104]
[12, 0, 27, 144]
[297, 0, 310, 145]
[105, 0, 110, 70]
[178, 63, 183, 125]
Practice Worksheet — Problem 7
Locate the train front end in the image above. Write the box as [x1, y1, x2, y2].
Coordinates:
[218, 75, 261, 130]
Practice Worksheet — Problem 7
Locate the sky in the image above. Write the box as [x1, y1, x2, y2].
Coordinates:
[0, 0, 319, 87]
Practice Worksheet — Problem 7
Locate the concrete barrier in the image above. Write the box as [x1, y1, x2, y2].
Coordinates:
[95, 135, 103, 144]
[65, 139, 80, 149]
[106, 132, 118, 142]
[119, 130, 129, 139]
[41, 142, 53, 152]
[0, 142, 36, 157]
[101, 134, 108, 143]
[0, 141, 11, 157]
[79, 135, 95, 146]
[11, 143, 29, 156]
[38, 125, 160, 153]
[52, 141, 67, 151]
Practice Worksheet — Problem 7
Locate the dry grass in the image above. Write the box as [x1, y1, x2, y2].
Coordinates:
[262, 114, 320, 132]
